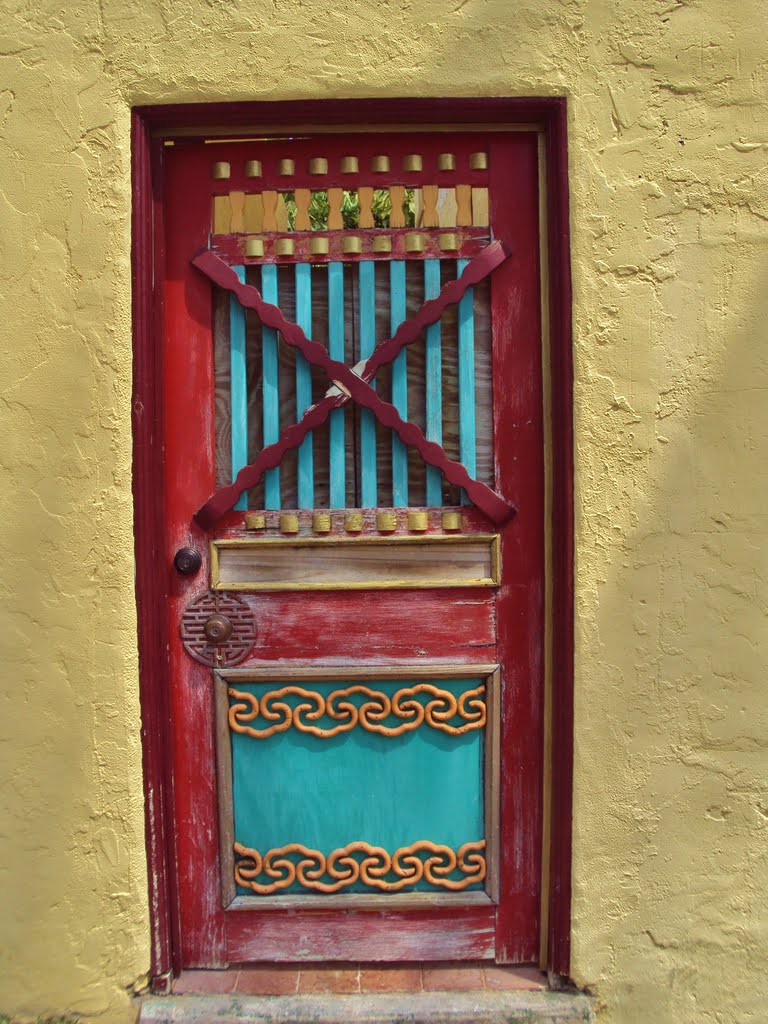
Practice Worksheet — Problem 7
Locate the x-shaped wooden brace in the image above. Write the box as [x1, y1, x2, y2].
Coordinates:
[192, 242, 516, 528]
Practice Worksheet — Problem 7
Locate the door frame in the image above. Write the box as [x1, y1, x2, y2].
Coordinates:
[131, 96, 574, 993]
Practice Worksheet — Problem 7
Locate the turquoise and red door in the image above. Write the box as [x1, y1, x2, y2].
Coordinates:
[162, 130, 544, 966]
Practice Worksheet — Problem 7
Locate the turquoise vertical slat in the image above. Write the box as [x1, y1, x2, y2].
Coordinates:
[457, 258, 476, 504]
[328, 262, 346, 508]
[359, 260, 377, 508]
[261, 263, 280, 509]
[424, 259, 443, 506]
[230, 266, 248, 511]
[390, 261, 408, 506]
[295, 262, 314, 508]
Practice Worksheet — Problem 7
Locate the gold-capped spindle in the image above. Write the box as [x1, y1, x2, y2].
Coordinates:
[469, 151, 489, 170]
[442, 511, 462, 532]
[455, 184, 472, 227]
[279, 512, 300, 534]
[341, 156, 359, 173]
[327, 187, 344, 230]
[312, 512, 332, 534]
[472, 187, 490, 227]
[344, 511, 364, 533]
[342, 236, 362, 254]
[294, 188, 311, 231]
[376, 511, 398, 533]
[275, 237, 295, 257]
[262, 190, 279, 232]
[278, 158, 295, 176]
[403, 154, 423, 172]
[245, 238, 264, 257]
[229, 191, 246, 233]
[371, 155, 390, 173]
[244, 193, 264, 232]
[389, 185, 406, 228]
[372, 235, 392, 253]
[437, 153, 456, 171]
[405, 232, 425, 253]
[309, 157, 328, 175]
[421, 184, 439, 228]
[244, 159, 262, 178]
[438, 233, 459, 252]
[358, 186, 374, 229]
[245, 512, 266, 530]
[407, 511, 429, 532]
[212, 161, 230, 180]
[309, 236, 329, 255]
[212, 194, 231, 234]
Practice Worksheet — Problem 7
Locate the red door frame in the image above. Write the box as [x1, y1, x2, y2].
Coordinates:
[131, 97, 573, 993]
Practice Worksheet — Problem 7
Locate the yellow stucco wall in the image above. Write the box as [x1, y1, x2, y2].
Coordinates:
[1, 1, 766, 1021]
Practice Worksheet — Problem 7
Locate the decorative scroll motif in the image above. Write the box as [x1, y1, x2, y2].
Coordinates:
[234, 838, 486, 894]
[180, 592, 256, 667]
[228, 682, 486, 739]
[192, 243, 514, 528]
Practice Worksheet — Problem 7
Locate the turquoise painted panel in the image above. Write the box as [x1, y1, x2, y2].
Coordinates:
[424, 259, 443, 506]
[328, 262, 346, 508]
[230, 677, 484, 895]
[457, 258, 476, 505]
[295, 262, 314, 508]
[230, 266, 248, 511]
[261, 264, 281, 509]
[358, 260, 377, 508]
[390, 260, 409, 507]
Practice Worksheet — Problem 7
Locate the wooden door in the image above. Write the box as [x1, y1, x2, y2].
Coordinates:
[162, 130, 544, 967]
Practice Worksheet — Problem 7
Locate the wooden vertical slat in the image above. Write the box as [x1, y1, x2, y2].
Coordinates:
[457, 258, 476, 504]
[389, 185, 406, 228]
[230, 266, 248, 511]
[261, 263, 280, 509]
[390, 260, 408, 506]
[424, 258, 443, 505]
[455, 184, 472, 227]
[294, 188, 311, 231]
[328, 187, 344, 230]
[472, 187, 490, 227]
[295, 262, 314, 508]
[421, 184, 439, 228]
[244, 193, 263, 232]
[262, 191, 279, 232]
[328, 262, 346, 508]
[213, 194, 231, 233]
[359, 260, 377, 507]
[358, 186, 374, 228]
[229, 192, 246, 233]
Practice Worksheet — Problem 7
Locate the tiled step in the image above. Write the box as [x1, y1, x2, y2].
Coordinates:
[140, 990, 594, 1024]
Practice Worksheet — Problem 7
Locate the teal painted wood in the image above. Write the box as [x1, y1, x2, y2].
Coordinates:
[230, 266, 248, 511]
[424, 259, 443, 506]
[230, 678, 484, 895]
[328, 262, 346, 508]
[359, 260, 377, 508]
[390, 260, 409, 507]
[261, 264, 281, 509]
[295, 262, 314, 508]
[457, 258, 476, 505]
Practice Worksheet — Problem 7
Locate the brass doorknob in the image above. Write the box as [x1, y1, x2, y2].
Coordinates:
[203, 614, 234, 644]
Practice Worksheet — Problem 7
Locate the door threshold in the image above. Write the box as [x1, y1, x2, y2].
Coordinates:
[140, 991, 594, 1024]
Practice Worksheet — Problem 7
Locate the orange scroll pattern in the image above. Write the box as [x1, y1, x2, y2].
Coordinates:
[233, 839, 487, 894]
[228, 682, 486, 739]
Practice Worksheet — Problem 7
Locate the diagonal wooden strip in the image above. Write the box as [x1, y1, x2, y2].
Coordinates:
[192, 245, 515, 527]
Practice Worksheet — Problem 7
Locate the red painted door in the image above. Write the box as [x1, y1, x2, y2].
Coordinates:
[162, 130, 544, 967]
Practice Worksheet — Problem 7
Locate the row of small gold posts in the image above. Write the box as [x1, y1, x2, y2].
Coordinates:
[245, 511, 463, 533]
[243, 232, 463, 258]
[211, 152, 489, 179]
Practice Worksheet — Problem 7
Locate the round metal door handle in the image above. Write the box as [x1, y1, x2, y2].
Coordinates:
[174, 546, 202, 576]
[203, 614, 234, 644]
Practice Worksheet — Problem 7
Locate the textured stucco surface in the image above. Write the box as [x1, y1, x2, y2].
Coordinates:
[1, 1, 766, 1022]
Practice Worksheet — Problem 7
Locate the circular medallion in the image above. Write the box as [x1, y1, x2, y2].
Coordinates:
[180, 592, 256, 667]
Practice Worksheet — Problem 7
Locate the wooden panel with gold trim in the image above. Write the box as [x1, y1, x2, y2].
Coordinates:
[211, 533, 500, 592]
